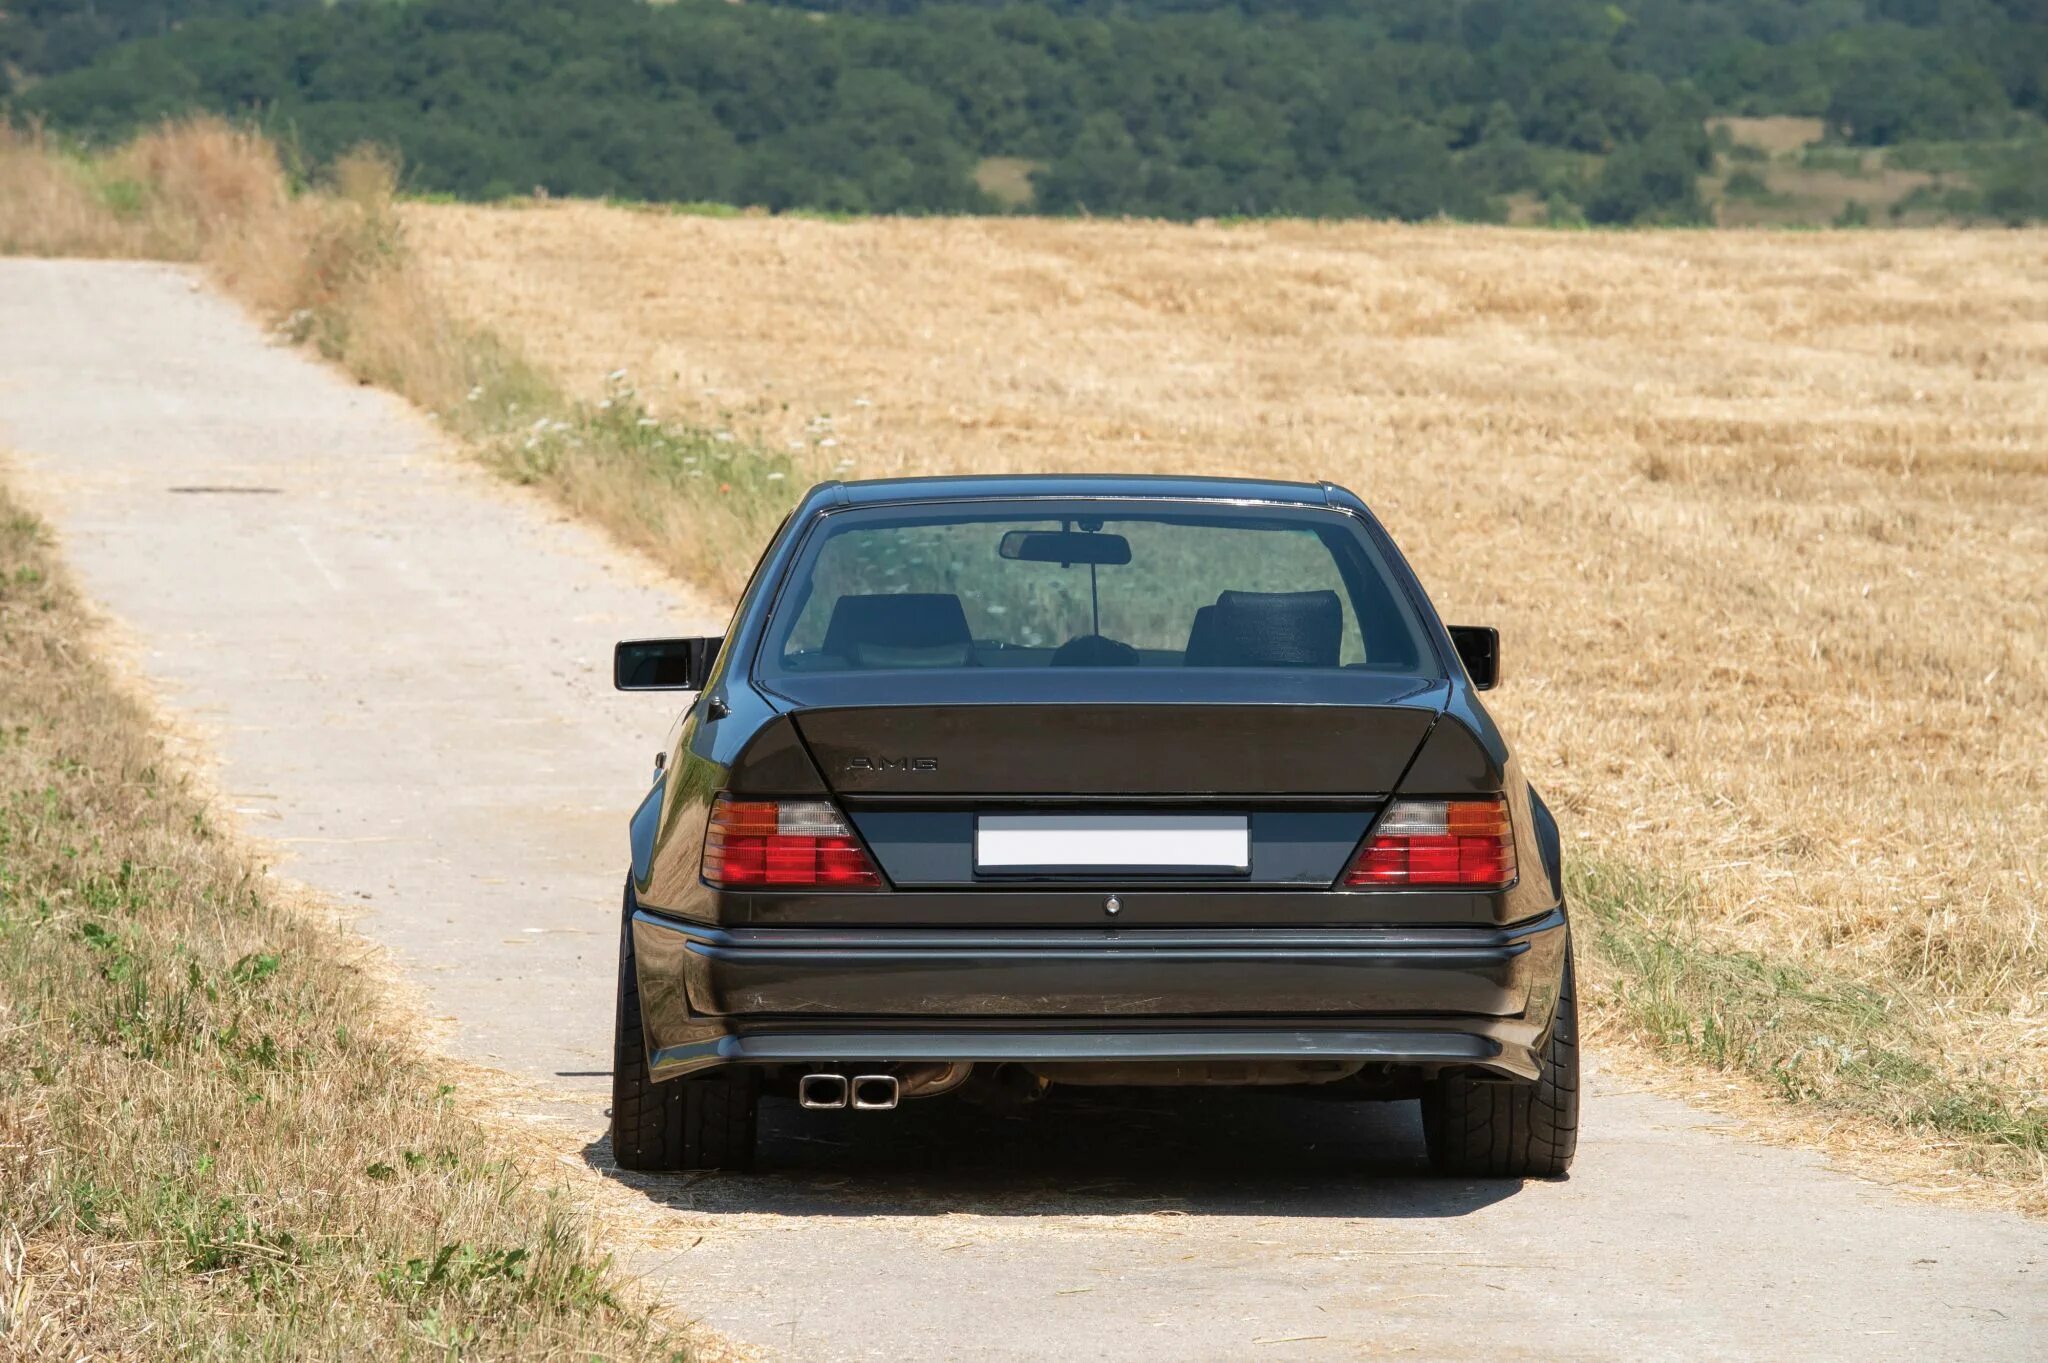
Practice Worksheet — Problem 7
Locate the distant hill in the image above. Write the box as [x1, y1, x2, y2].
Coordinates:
[0, 0, 311, 80]
[9, 0, 2047, 222]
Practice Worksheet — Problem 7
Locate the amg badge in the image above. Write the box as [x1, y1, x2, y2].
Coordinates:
[846, 755, 938, 773]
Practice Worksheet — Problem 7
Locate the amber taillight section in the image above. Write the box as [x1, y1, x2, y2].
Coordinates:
[702, 795, 882, 889]
[1342, 797, 1516, 888]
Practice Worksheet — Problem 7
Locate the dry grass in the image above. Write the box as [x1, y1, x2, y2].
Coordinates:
[0, 120, 791, 591]
[974, 157, 1045, 210]
[0, 479, 682, 1357]
[0, 120, 539, 420]
[1713, 163, 1943, 226]
[1707, 115, 1827, 155]
[407, 203, 2048, 1199]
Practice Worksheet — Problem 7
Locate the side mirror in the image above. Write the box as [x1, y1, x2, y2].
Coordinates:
[1448, 626, 1499, 690]
[615, 636, 722, 691]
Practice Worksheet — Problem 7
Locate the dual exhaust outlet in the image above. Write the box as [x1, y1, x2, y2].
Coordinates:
[798, 1072, 898, 1111]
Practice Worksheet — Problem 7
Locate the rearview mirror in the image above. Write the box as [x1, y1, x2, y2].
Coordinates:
[615, 636, 722, 691]
[1448, 626, 1499, 690]
[999, 529, 1132, 566]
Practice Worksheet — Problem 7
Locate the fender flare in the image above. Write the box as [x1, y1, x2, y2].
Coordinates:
[1527, 784, 1564, 904]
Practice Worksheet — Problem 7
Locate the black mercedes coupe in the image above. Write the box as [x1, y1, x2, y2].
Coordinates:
[611, 475, 1576, 1177]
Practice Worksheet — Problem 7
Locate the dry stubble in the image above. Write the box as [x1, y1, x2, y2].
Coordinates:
[408, 205, 2048, 1186]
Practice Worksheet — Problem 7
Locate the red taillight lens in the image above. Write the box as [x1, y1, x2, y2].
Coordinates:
[1342, 798, 1517, 888]
[703, 796, 882, 889]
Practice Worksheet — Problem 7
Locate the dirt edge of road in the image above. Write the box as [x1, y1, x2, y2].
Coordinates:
[5, 440, 757, 1360]
[0, 459, 764, 1360]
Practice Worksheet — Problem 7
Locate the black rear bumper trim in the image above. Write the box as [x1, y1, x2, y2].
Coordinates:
[632, 908, 1568, 1082]
[650, 1022, 1536, 1081]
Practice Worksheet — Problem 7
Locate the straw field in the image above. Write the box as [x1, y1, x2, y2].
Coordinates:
[409, 203, 2048, 1194]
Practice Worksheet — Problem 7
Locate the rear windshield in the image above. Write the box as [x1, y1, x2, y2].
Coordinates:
[759, 501, 1437, 677]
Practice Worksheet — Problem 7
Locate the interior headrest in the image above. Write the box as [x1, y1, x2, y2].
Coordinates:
[821, 593, 973, 668]
[1185, 589, 1342, 667]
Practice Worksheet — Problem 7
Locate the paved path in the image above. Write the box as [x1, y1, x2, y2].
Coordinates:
[2, 258, 2041, 1362]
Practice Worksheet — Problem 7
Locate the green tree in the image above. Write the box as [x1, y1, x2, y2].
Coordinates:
[1585, 129, 1711, 224]
[1981, 143, 2048, 224]
[1335, 113, 1495, 221]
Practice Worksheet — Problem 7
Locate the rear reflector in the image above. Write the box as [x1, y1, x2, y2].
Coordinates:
[703, 795, 882, 889]
[1342, 798, 1516, 889]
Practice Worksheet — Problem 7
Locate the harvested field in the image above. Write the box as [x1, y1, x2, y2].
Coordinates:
[408, 204, 2048, 1194]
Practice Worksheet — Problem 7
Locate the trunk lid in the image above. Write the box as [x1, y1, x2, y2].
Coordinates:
[794, 701, 1433, 797]
[774, 671, 1444, 798]
[778, 680, 1443, 890]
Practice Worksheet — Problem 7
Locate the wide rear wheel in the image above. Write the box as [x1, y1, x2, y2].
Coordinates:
[611, 880, 757, 1172]
[1420, 949, 1579, 1178]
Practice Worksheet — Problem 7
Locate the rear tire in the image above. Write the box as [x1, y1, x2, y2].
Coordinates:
[1420, 948, 1579, 1178]
[611, 880, 757, 1173]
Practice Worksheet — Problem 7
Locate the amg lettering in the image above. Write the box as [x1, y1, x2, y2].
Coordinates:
[846, 756, 938, 773]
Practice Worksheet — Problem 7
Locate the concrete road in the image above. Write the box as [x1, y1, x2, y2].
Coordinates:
[2, 259, 2041, 1362]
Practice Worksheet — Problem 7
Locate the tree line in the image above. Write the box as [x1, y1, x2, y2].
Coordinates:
[8, 0, 2046, 222]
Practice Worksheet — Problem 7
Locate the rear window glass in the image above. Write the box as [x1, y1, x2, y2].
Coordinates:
[760, 501, 1435, 676]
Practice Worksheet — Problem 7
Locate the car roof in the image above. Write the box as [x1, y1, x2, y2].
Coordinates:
[806, 473, 1354, 510]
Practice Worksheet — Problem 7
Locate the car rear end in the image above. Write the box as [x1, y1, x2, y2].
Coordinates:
[615, 481, 1575, 1175]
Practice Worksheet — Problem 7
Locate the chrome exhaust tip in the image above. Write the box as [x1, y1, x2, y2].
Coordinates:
[850, 1074, 900, 1111]
[798, 1073, 849, 1110]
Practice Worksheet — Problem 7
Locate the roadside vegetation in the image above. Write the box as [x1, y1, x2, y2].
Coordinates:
[1572, 858, 2045, 1190]
[2, 120, 2042, 1211]
[0, 119, 793, 592]
[0, 476, 679, 1355]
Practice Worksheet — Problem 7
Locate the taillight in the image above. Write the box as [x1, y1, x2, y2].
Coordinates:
[1342, 798, 1516, 888]
[703, 795, 883, 889]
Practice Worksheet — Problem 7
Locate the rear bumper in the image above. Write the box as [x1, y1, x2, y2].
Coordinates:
[631, 905, 1569, 1082]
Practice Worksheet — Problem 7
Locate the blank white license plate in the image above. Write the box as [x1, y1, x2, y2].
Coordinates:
[975, 814, 1249, 873]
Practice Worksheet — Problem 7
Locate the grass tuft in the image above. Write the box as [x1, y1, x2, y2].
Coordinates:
[1573, 855, 2047, 1186]
[477, 374, 799, 591]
